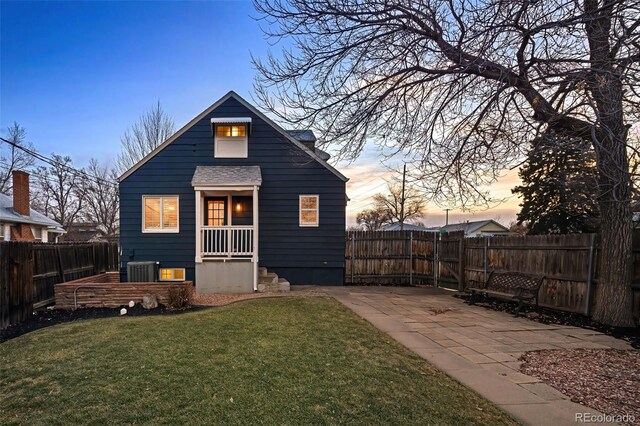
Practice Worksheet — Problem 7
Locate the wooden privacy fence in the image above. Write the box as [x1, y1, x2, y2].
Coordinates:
[346, 230, 438, 285]
[1, 241, 119, 329]
[0, 242, 34, 330]
[345, 230, 640, 318]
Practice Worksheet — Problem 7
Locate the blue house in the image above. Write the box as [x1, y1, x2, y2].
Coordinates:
[119, 91, 348, 293]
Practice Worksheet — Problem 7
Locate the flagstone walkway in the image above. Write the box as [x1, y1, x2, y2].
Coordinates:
[321, 286, 632, 426]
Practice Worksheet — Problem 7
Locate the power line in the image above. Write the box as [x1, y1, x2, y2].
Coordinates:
[0, 162, 76, 185]
[0, 137, 117, 188]
[348, 179, 390, 199]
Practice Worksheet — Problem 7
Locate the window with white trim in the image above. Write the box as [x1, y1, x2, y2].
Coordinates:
[143, 196, 179, 232]
[299, 195, 319, 227]
[214, 124, 248, 158]
[159, 268, 185, 281]
[31, 226, 42, 241]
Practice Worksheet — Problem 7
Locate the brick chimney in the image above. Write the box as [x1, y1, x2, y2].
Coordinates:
[12, 170, 30, 216]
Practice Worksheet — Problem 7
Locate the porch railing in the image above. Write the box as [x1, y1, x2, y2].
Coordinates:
[201, 226, 254, 257]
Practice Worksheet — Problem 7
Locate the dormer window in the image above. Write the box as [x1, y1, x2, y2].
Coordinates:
[216, 125, 246, 138]
[211, 118, 251, 158]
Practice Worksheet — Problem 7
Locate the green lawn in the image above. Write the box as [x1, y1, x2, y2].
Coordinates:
[1, 297, 516, 425]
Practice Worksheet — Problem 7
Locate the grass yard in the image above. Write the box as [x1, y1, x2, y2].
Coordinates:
[0, 297, 516, 425]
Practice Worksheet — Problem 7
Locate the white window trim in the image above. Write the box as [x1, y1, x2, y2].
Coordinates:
[159, 267, 186, 282]
[299, 195, 319, 227]
[214, 124, 248, 158]
[142, 195, 180, 233]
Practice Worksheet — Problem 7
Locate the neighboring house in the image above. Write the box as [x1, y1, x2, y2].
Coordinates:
[380, 222, 430, 232]
[426, 220, 515, 237]
[0, 171, 65, 242]
[119, 91, 348, 294]
[61, 222, 116, 243]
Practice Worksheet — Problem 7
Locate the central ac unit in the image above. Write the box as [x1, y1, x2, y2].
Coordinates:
[127, 261, 158, 282]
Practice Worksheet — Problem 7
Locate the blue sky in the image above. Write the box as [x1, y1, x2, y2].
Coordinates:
[1, 1, 264, 163]
[0, 0, 519, 226]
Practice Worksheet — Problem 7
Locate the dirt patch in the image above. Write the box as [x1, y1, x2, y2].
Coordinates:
[521, 349, 640, 423]
[458, 294, 639, 349]
[0, 305, 204, 343]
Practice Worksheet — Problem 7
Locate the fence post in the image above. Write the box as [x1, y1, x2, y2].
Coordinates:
[483, 237, 488, 283]
[584, 233, 596, 316]
[92, 244, 98, 275]
[433, 232, 438, 288]
[409, 232, 413, 286]
[458, 236, 465, 291]
[350, 232, 355, 284]
[56, 246, 66, 283]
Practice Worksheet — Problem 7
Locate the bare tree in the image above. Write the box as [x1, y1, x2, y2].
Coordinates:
[253, 0, 640, 326]
[356, 205, 392, 231]
[372, 183, 426, 226]
[34, 155, 85, 229]
[116, 101, 175, 175]
[0, 122, 35, 194]
[78, 159, 120, 239]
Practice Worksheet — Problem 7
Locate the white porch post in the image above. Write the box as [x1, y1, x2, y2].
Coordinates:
[195, 190, 202, 263]
[252, 185, 259, 291]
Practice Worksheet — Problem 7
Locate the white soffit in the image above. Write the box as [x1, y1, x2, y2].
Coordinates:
[210, 117, 252, 124]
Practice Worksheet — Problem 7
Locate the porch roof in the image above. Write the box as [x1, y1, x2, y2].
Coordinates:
[191, 166, 262, 187]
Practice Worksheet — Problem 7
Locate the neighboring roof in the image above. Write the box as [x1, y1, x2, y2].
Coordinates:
[63, 230, 103, 242]
[0, 193, 63, 229]
[191, 166, 262, 187]
[380, 222, 432, 231]
[425, 220, 511, 234]
[285, 129, 316, 143]
[119, 91, 348, 183]
[285, 130, 332, 161]
[314, 148, 331, 161]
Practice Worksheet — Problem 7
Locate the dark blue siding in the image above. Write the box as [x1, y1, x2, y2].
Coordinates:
[119, 96, 346, 285]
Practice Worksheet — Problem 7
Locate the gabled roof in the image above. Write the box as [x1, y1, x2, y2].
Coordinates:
[119, 91, 348, 183]
[192, 166, 262, 187]
[380, 222, 432, 231]
[0, 193, 64, 229]
[425, 219, 511, 234]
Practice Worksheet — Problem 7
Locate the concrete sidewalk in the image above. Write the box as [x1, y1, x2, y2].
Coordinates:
[323, 286, 632, 426]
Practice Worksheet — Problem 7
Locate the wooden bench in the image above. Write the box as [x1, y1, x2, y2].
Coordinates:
[466, 271, 545, 311]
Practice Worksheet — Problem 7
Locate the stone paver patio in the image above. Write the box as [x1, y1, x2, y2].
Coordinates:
[321, 286, 633, 426]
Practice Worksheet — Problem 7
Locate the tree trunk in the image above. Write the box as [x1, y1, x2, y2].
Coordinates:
[590, 92, 635, 327]
[593, 192, 635, 327]
[585, 0, 636, 327]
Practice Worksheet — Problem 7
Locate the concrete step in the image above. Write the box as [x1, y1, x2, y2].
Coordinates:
[256, 267, 290, 293]
[277, 278, 290, 292]
[257, 280, 290, 293]
[258, 272, 278, 285]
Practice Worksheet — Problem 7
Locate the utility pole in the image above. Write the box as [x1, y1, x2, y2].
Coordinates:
[444, 208, 451, 225]
[400, 163, 406, 230]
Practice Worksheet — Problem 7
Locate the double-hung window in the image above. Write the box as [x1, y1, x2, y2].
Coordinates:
[143, 196, 179, 232]
[299, 195, 319, 227]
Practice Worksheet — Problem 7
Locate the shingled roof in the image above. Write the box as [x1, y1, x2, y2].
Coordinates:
[191, 166, 262, 187]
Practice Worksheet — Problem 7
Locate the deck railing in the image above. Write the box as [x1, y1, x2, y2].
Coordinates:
[201, 226, 253, 257]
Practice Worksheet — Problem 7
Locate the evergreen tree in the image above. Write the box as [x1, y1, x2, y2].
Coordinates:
[513, 133, 599, 234]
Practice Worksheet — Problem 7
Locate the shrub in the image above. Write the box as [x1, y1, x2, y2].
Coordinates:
[166, 286, 193, 310]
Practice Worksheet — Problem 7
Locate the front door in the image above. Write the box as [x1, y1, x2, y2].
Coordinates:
[203, 197, 228, 255]
[205, 197, 227, 226]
